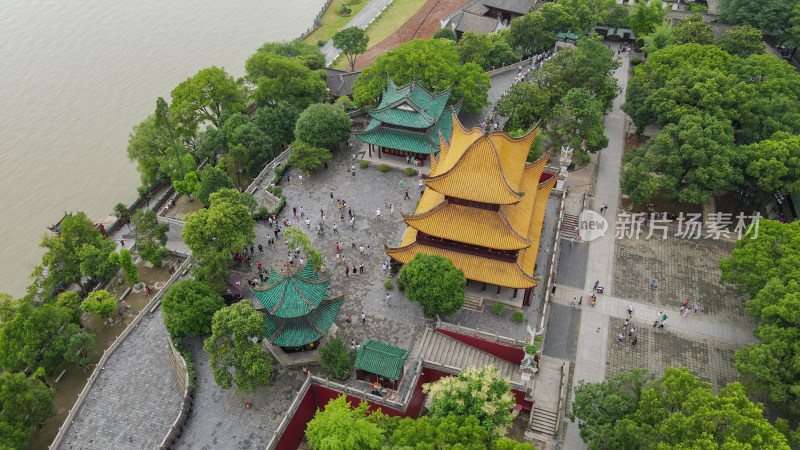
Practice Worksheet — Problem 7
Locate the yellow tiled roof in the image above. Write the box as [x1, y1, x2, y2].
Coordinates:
[500, 153, 549, 238]
[519, 174, 557, 274]
[403, 201, 532, 250]
[386, 229, 539, 289]
[425, 116, 538, 205]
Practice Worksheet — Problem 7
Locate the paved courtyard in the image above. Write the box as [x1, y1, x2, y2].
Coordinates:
[176, 337, 307, 450]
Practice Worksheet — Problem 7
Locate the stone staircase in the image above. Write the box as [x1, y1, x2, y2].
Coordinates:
[529, 407, 558, 436]
[462, 295, 483, 312]
[560, 213, 580, 240]
[417, 328, 521, 384]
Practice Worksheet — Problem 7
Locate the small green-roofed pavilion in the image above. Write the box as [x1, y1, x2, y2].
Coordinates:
[254, 263, 343, 348]
[254, 264, 331, 319]
[355, 340, 409, 381]
[356, 78, 462, 157]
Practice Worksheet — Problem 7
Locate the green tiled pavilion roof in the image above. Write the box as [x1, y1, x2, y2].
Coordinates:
[373, 78, 452, 128]
[356, 104, 462, 155]
[354, 340, 409, 381]
[253, 264, 331, 319]
[264, 297, 343, 347]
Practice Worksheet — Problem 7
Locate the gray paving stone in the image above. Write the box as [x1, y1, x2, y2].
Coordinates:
[58, 310, 182, 450]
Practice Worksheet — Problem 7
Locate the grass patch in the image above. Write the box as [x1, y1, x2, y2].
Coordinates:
[303, 0, 372, 45]
[364, 0, 428, 48]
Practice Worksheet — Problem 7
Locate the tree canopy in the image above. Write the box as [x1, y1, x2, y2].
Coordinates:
[671, 13, 713, 45]
[256, 40, 326, 70]
[196, 163, 234, 207]
[162, 279, 225, 337]
[743, 132, 800, 195]
[288, 140, 332, 173]
[333, 27, 369, 71]
[182, 188, 256, 287]
[131, 209, 169, 266]
[715, 25, 765, 58]
[318, 335, 355, 378]
[0, 372, 56, 449]
[253, 100, 299, 148]
[294, 103, 351, 150]
[352, 38, 489, 113]
[423, 365, 515, 436]
[398, 253, 465, 318]
[38, 212, 116, 298]
[628, 0, 666, 38]
[305, 395, 387, 450]
[203, 302, 272, 390]
[170, 66, 246, 132]
[284, 227, 324, 272]
[221, 112, 277, 177]
[551, 87, 608, 166]
[245, 52, 327, 110]
[571, 367, 790, 449]
[718, 0, 800, 39]
[432, 27, 456, 41]
[82, 290, 117, 319]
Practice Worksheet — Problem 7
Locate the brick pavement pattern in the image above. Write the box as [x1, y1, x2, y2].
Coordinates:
[176, 337, 306, 450]
[58, 310, 182, 450]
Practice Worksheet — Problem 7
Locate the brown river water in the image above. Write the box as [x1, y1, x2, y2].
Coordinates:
[0, 0, 325, 296]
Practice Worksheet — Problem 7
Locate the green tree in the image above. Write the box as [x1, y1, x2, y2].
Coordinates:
[284, 227, 324, 272]
[55, 291, 83, 324]
[538, 2, 580, 35]
[628, 0, 666, 38]
[0, 302, 80, 374]
[119, 249, 139, 285]
[82, 290, 117, 320]
[162, 279, 225, 337]
[64, 328, 97, 367]
[507, 12, 555, 55]
[131, 209, 169, 266]
[390, 415, 490, 449]
[222, 112, 277, 178]
[423, 365, 515, 436]
[719, 219, 800, 298]
[196, 163, 234, 207]
[718, 0, 800, 39]
[715, 25, 765, 57]
[497, 81, 552, 132]
[194, 126, 227, 165]
[203, 302, 272, 390]
[641, 21, 673, 55]
[294, 103, 351, 150]
[173, 170, 200, 199]
[537, 33, 620, 112]
[113, 202, 128, 220]
[398, 253, 466, 317]
[605, 3, 630, 29]
[318, 335, 355, 378]
[485, 33, 519, 69]
[170, 66, 246, 131]
[432, 27, 457, 41]
[671, 13, 714, 45]
[126, 109, 196, 185]
[78, 241, 119, 282]
[39, 212, 114, 298]
[245, 52, 327, 110]
[621, 114, 743, 204]
[333, 27, 369, 71]
[305, 395, 387, 450]
[0, 372, 56, 449]
[743, 132, 800, 194]
[256, 40, 326, 70]
[570, 368, 648, 447]
[457, 31, 494, 68]
[253, 101, 300, 148]
[288, 140, 332, 173]
[352, 38, 489, 113]
[551, 88, 608, 166]
[183, 188, 256, 287]
[0, 293, 19, 326]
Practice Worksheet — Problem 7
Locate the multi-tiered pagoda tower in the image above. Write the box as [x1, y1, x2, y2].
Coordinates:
[386, 116, 556, 306]
[253, 264, 343, 351]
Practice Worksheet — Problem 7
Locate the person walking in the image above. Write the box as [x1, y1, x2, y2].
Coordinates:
[350, 216, 355, 230]
[376, 209, 381, 219]
[367, 245, 371, 256]
[404, 190, 410, 200]
[593, 280, 599, 291]
[385, 293, 391, 305]
[300, 206, 304, 217]
[345, 266, 350, 277]
[306, 218, 311, 228]
[650, 280, 657, 290]
[359, 263, 364, 274]
[360, 245, 364, 255]
[361, 311, 366, 324]
[333, 223, 338, 234]
[694, 303, 700, 313]
[654, 311, 662, 327]
[659, 314, 668, 328]
[551, 282, 557, 294]
[390, 204, 394, 215]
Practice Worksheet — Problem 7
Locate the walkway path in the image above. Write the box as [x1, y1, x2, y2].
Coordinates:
[57, 310, 182, 449]
[321, 0, 393, 65]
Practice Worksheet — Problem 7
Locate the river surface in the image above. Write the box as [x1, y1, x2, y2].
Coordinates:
[0, 0, 325, 297]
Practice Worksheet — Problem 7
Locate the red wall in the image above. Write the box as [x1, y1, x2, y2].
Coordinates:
[274, 385, 316, 450]
[435, 328, 525, 365]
